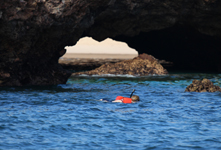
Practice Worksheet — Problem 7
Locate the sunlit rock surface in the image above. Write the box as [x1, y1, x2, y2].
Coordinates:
[72, 54, 168, 76]
[0, 0, 221, 86]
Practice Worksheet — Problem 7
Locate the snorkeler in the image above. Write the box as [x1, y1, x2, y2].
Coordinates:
[112, 95, 140, 103]
[100, 89, 140, 103]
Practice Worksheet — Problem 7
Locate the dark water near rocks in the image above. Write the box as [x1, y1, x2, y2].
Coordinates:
[1, 73, 221, 149]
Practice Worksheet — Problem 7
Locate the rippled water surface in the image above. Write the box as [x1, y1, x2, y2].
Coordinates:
[1, 73, 221, 149]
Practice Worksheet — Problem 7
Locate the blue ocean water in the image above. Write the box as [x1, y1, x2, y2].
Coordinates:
[0, 73, 221, 149]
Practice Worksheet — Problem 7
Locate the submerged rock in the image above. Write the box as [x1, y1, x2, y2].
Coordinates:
[72, 53, 168, 76]
[185, 79, 221, 92]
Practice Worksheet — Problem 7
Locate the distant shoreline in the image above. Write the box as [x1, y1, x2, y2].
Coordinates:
[61, 53, 138, 59]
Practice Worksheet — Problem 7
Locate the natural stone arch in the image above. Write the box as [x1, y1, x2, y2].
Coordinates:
[0, 0, 221, 86]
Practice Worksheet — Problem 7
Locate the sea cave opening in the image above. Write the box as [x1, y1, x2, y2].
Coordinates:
[113, 25, 221, 73]
[59, 37, 138, 71]
[60, 25, 221, 73]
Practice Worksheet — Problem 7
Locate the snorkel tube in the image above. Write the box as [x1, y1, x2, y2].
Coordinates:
[130, 89, 135, 98]
[114, 89, 136, 103]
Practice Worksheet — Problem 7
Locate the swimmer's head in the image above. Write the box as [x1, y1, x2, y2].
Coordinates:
[131, 95, 140, 102]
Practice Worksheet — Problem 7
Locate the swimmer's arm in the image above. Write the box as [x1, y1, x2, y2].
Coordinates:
[112, 100, 123, 103]
[100, 99, 109, 102]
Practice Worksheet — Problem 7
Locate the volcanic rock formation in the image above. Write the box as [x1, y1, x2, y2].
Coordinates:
[72, 54, 168, 76]
[185, 79, 221, 92]
[0, 0, 221, 86]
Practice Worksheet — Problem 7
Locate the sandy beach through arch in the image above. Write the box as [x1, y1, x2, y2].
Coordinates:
[61, 37, 138, 59]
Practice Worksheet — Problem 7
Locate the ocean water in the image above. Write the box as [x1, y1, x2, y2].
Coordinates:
[0, 73, 221, 149]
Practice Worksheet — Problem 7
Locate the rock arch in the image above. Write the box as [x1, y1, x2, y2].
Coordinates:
[0, 0, 221, 86]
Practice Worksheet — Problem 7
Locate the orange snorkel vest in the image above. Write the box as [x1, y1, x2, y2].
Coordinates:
[115, 96, 132, 104]
[115, 90, 135, 103]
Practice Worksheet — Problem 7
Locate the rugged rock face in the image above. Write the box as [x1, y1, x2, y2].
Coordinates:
[72, 54, 168, 76]
[185, 79, 221, 92]
[0, 0, 221, 86]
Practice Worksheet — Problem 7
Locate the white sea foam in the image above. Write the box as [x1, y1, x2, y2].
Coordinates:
[75, 73, 168, 78]
[93, 74, 137, 77]
[76, 74, 137, 77]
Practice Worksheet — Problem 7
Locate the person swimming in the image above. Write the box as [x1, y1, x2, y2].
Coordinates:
[112, 95, 140, 103]
[100, 89, 140, 103]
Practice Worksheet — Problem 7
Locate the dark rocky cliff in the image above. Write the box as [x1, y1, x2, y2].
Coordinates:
[0, 0, 221, 86]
